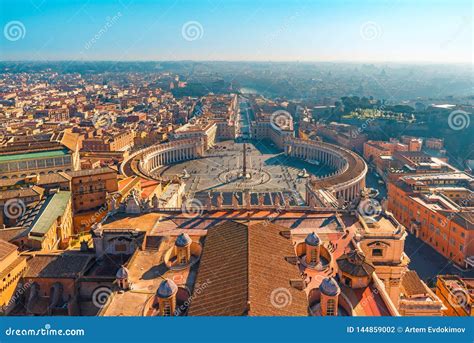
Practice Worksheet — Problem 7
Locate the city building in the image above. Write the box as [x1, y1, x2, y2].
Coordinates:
[398, 270, 445, 316]
[388, 173, 474, 267]
[15, 190, 73, 251]
[67, 167, 119, 233]
[435, 275, 473, 316]
[0, 131, 81, 179]
[0, 239, 27, 314]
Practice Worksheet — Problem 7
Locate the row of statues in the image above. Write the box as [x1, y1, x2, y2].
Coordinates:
[205, 191, 293, 208]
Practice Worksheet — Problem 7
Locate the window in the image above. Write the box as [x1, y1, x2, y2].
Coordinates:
[326, 299, 336, 316]
[344, 277, 352, 287]
[310, 249, 318, 263]
[163, 303, 171, 316]
[372, 248, 383, 257]
[115, 243, 127, 252]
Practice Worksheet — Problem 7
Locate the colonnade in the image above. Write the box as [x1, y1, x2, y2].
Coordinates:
[286, 138, 367, 201]
[139, 139, 203, 174]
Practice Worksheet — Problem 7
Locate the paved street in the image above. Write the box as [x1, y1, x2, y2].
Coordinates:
[364, 166, 473, 282]
[404, 233, 474, 283]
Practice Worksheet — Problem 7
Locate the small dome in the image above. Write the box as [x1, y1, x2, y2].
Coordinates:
[116, 266, 129, 279]
[320, 277, 340, 297]
[156, 279, 178, 298]
[175, 233, 192, 247]
[305, 232, 321, 246]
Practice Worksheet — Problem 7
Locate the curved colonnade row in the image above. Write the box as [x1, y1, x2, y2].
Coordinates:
[139, 139, 204, 176]
[286, 138, 367, 201]
[120, 139, 204, 180]
[123, 137, 367, 203]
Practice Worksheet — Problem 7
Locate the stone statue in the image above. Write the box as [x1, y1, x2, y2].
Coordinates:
[110, 195, 118, 211]
[244, 191, 251, 208]
[182, 169, 190, 179]
[125, 192, 141, 214]
[216, 192, 223, 208]
[207, 192, 213, 209]
[274, 194, 282, 207]
[232, 192, 239, 207]
[152, 194, 159, 209]
[142, 199, 150, 212]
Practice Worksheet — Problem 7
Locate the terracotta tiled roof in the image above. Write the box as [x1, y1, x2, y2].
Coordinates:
[340, 283, 392, 316]
[66, 166, 116, 178]
[247, 222, 308, 316]
[187, 221, 248, 316]
[401, 270, 428, 297]
[187, 221, 308, 316]
[0, 186, 44, 200]
[0, 227, 28, 242]
[337, 250, 375, 277]
[59, 131, 80, 152]
[24, 254, 93, 278]
[0, 239, 18, 262]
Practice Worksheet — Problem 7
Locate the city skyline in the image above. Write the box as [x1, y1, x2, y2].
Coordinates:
[1, 0, 472, 63]
[0, 0, 472, 338]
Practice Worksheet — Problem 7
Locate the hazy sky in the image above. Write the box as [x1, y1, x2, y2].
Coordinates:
[0, 0, 472, 63]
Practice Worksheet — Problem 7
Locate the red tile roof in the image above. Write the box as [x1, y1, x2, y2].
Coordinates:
[0, 239, 18, 262]
[187, 221, 308, 316]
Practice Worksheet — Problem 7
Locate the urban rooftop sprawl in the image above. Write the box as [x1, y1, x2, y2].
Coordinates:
[0, 62, 472, 317]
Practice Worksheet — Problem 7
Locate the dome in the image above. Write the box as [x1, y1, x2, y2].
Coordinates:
[116, 266, 129, 279]
[156, 279, 178, 298]
[348, 250, 366, 265]
[320, 277, 340, 297]
[305, 232, 321, 246]
[175, 233, 192, 247]
[337, 250, 375, 277]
